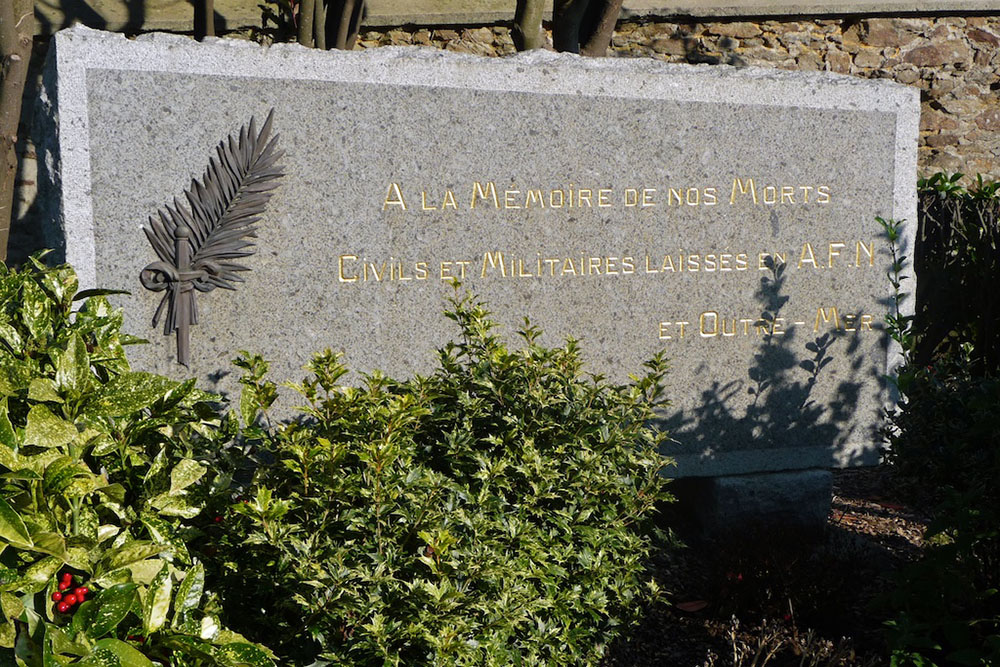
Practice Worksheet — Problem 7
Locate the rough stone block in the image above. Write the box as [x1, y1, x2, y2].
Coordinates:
[682, 469, 834, 536]
[35, 26, 918, 477]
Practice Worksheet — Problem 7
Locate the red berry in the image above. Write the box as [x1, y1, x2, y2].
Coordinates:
[51, 592, 63, 601]
[57, 602, 71, 613]
[61, 572, 73, 582]
[63, 594, 77, 606]
[58, 581, 70, 591]
[74, 587, 89, 598]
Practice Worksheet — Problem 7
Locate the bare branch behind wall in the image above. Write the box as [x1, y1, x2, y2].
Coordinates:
[0, 0, 33, 264]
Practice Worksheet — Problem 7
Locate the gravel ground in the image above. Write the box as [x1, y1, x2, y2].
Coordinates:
[603, 466, 928, 667]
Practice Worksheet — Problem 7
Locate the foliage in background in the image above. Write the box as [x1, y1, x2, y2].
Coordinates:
[205, 291, 675, 666]
[911, 172, 1000, 376]
[0, 257, 273, 665]
[880, 208, 1000, 667]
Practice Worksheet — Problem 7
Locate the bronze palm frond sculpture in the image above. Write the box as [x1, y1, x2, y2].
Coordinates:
[140, 109, 285, 367]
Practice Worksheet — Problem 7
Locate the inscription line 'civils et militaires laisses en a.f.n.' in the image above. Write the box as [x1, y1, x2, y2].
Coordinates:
[329, 176, 880, 345]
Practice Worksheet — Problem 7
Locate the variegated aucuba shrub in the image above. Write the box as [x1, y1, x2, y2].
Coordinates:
[209, 291, 675, 666]
[0, 256, 274, 666]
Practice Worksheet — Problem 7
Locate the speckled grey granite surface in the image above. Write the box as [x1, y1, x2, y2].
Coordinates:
[35, 26, 918, 477]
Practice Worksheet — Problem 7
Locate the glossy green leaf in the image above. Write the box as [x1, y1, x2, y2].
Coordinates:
[24, 405, 78, 449]
[140, 514, 190, 566]
[142, 562, 172, 635]
[0, 445, 20, 472]
[169, 459, 206, 494]
[84, 584, 137, 639]
[0, 322, 22, 350]
[21, 556, 60, 592]
[71, 598, 98, 637]
[19, 280, 51, 342]
[55, 333, 90, 396]
[80, 638, 154, 667]
[28, 378, 63, 404]
[0, 616, 14, 648]
[213, 642, 276, 666]
[85, 373, 177, 417]
[149, 494, 201, 519]
[0, 353, 33, 396]
[128, 559, 167, 586]
[89, 434, 117, 457]
[1, 591, 24, 620]
[103, 542, 168, 570]
[0, 397, 19, 449]
[27, 532, 68, 561]
[0, 495, 32, 547]
[43, 622, 87, 659]
[172, 562, 204, 625]
[39, 264, 78, 309]
[43, 456, 84, 495]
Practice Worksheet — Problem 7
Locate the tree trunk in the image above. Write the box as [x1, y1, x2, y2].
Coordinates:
[552, 0, 588, 53]
[194, 0, 215, 40]
[513, 0, 545, 51]
[580, 0, 622, 56]
[327, 0, 365, 50]
[313, 0, 326, 49]
[552, 0, 622, 55]
[0, 0, 32, 265]
[298, 0, 315, 47]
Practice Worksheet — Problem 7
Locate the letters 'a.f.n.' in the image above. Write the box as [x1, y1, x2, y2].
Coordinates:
[140, 109, 284, 367]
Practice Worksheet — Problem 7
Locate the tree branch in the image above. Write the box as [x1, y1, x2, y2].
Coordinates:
[0, 0, 33, 264]
[513, 0, 545, 51]
[580, 0, 622, 57]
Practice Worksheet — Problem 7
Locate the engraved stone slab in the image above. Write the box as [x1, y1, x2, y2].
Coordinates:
[36, 26, 918, 476]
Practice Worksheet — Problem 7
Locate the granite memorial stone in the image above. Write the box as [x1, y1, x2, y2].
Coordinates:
[35, 26, 918, 480]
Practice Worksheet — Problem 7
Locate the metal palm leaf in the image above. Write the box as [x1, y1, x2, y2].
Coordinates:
[140, 109, 285, 367]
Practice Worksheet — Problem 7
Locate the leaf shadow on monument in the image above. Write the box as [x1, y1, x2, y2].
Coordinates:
[657, 256, 884, 471]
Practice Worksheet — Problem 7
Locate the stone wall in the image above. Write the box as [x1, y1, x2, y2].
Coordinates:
[359, 16, 1000, 181]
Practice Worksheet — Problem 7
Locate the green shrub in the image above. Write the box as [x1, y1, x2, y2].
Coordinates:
[0, 257, 273, 666]
[880, 211, 1000, 666]
[207, 292, 675, 666]
[913, 173, 1000, 374]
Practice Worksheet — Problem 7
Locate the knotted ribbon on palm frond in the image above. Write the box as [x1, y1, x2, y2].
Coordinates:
[140, 109, 284, 367]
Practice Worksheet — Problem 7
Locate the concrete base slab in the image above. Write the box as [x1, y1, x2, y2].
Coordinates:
[674, 469, 832, 539]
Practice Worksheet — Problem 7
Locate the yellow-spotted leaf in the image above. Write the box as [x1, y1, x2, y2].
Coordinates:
[27, 378, 63, 404]
[128, 559, 167, 586]
[169, 459, 206, 494]
[142, 562, 172, 635]
[24, 405, 77, 449]
[54, 332, 90, 396]
[85, 373, 177, 417]
[80, 638, 154, 667]
[102, 542, 168, 570]
[0, 397, 18, 449]
[18, 556, 60, 593]
[0, 354, 32, 396]
[149, 493, 201, 519]
[83, 584, 138, 639]
[0, 496, 31, 548]
[214, 642, 276, 666]
[1, 592, 24, 621]
[172, 563, 204, 626]
[0, 617, 13, 649]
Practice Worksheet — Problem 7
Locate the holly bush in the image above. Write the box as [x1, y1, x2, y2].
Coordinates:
[880, 210, 1000, 667]
[0, 256, 274, 666]
[207, 292, 675, 666]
